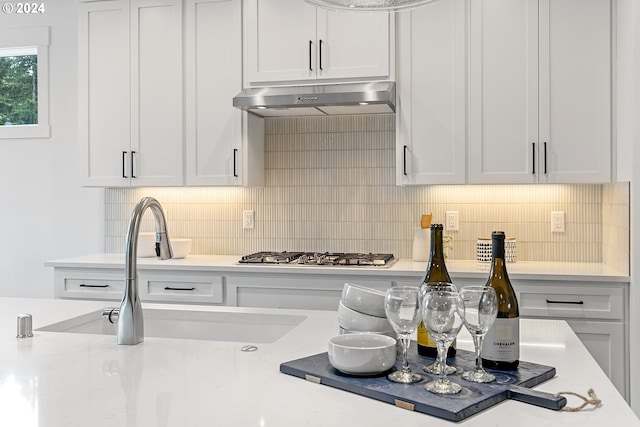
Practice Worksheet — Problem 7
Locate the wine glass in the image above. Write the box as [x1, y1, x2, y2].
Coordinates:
[420, 282, 458, 375]
[421, 289, 464, 394]
[459, 285, 498, 383]
[384, 286, 423, 383]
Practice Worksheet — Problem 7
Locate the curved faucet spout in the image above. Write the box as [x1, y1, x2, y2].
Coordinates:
[118, 197, 173, 345]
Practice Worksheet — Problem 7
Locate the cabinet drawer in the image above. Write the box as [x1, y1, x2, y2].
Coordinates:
[139, 274, 224, 304]
[228, 275, 393, 310]
[517, 284, 624, 320]
[55, 270, 124, 300]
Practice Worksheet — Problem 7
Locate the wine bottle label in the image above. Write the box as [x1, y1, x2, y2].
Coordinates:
[417, 321, 457, 349]
[482, 317, 519, 362]
[417, 321, 436, 348]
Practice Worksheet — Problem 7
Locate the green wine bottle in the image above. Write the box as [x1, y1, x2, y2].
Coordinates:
[482, 231, 520, 370]
[417, 224, 456, 358]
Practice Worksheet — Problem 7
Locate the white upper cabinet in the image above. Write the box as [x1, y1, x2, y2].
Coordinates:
[79, 0, 183, 187]
[244, 0, 391, 85]
[78, 0, 130, 187]
[185, 0, 262, 186]
[131, 0, 183, 186]
[80, 0, 260, 187]
[396, 0, 467, 185]
[468, 0, 611, 184]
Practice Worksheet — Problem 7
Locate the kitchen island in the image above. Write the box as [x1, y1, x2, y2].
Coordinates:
[0, 297, 637, 426]
[46, 254, 631, 399]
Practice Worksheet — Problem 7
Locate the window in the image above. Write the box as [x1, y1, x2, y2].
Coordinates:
[0, 27, 50, 139]
[0, 47, 38, 126]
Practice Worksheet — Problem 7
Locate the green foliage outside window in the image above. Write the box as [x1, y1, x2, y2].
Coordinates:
[0, 55, 38, 126]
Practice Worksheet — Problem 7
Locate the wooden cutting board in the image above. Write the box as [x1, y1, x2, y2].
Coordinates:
[280, 345, 565, 422]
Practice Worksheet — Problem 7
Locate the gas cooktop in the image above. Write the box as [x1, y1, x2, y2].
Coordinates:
[239, 251, 396, 267]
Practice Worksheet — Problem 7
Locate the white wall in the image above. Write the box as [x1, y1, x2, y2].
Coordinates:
[0, 0, 104, 298]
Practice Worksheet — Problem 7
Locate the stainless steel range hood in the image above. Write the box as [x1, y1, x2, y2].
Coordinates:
[232, 81, 395, 118]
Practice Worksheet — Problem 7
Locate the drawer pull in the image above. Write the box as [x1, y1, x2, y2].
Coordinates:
[164, 286, 196, 292]
[546, 299, 584, 305]
[79, 283, 109, 288]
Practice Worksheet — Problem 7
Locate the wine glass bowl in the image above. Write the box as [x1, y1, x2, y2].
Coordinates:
[459, 286, 498, 383]
[384, 286, 423, 384]
[420, 282, 458, 375]
[421, 289, 464, 394]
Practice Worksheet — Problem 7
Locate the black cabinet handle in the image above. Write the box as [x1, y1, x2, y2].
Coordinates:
[131, 150, 136, 178]
[543, 142, 548, 174]
[546, 299, 584, 305]
[403, 145, 408, 176]
[79, 283, 109, 288]
[309, 40, 313, 71]
[164, 286, 196, 291]
[319, 39, 323, 71]
[122, 151, 128, 178]
[233, 148, 238, 177]
[532, 143, 536, 174]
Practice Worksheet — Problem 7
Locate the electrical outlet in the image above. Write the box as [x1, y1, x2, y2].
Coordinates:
[445, 210, 459, 231]
[243, 210, 254, 229]
[551, 211, 565, 233]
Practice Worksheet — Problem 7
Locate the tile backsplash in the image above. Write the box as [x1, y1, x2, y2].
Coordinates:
[105, 114, 629, 273]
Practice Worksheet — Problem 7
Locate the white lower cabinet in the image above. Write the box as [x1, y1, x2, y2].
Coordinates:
[515, 281, 628, 399]
[566, 319, 626, 398]
[138, 273, 224, 304]
[51, 265, 628, 400]
[54, 269, 125, 301]
[226, 275, 393, 311]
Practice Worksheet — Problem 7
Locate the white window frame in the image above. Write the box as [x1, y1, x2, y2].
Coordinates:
[0, 26, 50, 139]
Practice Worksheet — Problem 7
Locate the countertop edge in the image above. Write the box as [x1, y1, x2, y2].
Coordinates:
[45, 254, 630, 283]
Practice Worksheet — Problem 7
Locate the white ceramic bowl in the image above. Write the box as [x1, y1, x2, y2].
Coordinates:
[171, 238, 192, 259]
[341, 283, 387, 317]
[136, 232, 156, 258]
[339, 326, 396, 339]
[328, 333, 397, 375]
[337, 300, 393, 332]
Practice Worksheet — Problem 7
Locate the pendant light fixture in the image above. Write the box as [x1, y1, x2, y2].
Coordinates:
[305, 0, 439, 12]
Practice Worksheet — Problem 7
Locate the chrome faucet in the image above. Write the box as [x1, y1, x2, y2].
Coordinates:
[118, 197, 172, 345]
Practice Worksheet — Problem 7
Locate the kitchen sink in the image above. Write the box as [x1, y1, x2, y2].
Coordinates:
[36, 308, 307, 343]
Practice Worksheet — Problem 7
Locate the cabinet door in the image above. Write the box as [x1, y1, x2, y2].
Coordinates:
[185, 0, 243, 185]
[315, 10, 390, 80]
[567, 320, 627, 398]
[130, 0, 184, 186]
[539, 0, 611, 183]
[468, 0, 539, 184]
[396, 0, 466, 185]
[469, 0, 612, 184]
[245, 0, 317, 84]
[78, 0, 131, 187]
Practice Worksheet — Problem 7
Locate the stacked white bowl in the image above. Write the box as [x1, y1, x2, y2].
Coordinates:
[337, 283, 395, 337]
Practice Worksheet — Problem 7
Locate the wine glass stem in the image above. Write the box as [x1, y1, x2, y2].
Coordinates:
[436, 340, 450, 382]
[400, 334, 411, 373]
[474, 333, 484, 372]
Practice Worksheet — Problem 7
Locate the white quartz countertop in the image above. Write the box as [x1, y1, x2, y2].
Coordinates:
[46, 253, 630, 282]
[0, 297, 637, 426]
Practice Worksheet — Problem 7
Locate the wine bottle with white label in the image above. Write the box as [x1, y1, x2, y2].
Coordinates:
[481, 231, 519, 370]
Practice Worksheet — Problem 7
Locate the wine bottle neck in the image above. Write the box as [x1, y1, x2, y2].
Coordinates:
[423, 225, 451, 283]
[430, 227, 445, 259]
